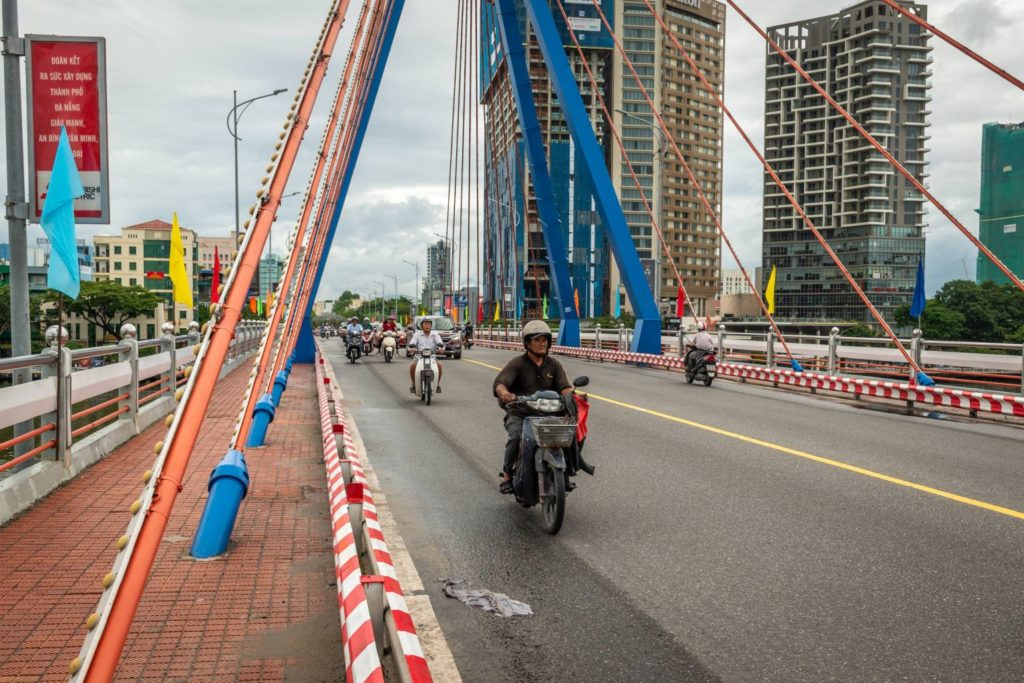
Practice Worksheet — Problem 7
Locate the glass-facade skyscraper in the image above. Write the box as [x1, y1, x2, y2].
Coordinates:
[976, 121, 1024, 286]
[761, 0, 931, 323]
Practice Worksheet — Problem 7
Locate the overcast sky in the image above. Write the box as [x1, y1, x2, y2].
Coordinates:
[2, 0, 1022, 302]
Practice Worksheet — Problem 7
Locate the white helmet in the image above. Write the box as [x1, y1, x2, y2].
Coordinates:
[697, 321, 707, 331]
[521, 320, 553, 349]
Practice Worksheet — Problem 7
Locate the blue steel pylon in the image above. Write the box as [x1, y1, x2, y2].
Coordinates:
[494, 0, 581, 346]
[507, 0, 662, 354]
[295, 0, 407, 363]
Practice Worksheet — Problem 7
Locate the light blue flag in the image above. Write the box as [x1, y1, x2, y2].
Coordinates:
[40, 127, 84, 298]
[614, 288, 621, 318]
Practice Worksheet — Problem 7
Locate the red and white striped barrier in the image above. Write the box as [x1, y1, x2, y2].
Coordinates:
[476, 338, 1024, 418]
[315, 343, 433, 682]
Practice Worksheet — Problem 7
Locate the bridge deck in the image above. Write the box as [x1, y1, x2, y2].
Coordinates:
[0, 364, 343, 682]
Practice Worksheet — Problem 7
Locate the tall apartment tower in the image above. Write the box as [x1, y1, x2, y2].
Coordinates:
[976, 122, 1024, 286]
[762, 0, 931, 322]
[425, 239, 449, 314]
[612, 0, 725, 318]
[481, 1, 614, 320]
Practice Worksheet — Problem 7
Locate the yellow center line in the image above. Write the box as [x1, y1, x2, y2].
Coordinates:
[466, 357, 1024, 521]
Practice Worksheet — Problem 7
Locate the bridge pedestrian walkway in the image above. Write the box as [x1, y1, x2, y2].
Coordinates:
[0, 364, 344, 682]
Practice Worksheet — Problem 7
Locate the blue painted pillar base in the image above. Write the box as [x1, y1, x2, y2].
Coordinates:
[557, 319, 581, 348]
[245, 394, 277, 448]
[294, 315, 316, 363]
[631, 318, 663, 355]
[271, 370, 289, 406]
[191, 449, 250, 559]
[286, 352, 295, 373]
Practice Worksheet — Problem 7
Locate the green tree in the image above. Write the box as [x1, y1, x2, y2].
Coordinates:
[331, 290, 358, 318]
[1, 284, 46, 354]
[893, 279, 1024, 342]
[42, 280, 162, 340]
[840, 323, 877, 338]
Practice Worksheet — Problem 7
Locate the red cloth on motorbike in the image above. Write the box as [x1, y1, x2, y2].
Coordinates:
[574, 393, 589, 444]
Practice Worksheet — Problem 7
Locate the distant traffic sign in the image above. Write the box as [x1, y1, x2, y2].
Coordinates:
[25, 35, 109, 224]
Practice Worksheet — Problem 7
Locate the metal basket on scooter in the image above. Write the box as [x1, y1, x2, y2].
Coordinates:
[532, 416, 577, 448]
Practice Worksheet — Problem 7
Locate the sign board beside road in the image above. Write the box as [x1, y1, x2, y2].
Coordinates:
[25, 35, 109, 224]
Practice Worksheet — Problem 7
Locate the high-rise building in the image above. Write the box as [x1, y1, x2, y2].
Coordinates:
[976, 121, 1024, 285]
[425, 239, 449, 314]
[611, 0, 725, 318]
[481, 1, 613, 320]
[257, 254, 284, 297]
[762, 0, 931, 323]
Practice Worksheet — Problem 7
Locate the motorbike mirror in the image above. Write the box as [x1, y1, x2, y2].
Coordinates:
[573, 376, 590, 388]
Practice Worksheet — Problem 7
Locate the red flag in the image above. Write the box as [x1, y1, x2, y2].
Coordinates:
[211, 246, 221, 304]
[573, 288, 580, 316]
[676, 286, 684, 317]
[248, 297, 257, 314]
[705, 314, 712, 331]
[477, 299, 484, 322]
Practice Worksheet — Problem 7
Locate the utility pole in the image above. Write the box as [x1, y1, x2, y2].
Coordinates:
[3, 0, 33, 465]
[401, 259, 419, 315]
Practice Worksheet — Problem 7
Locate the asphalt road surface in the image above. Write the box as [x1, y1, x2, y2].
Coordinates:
[323, 341, 1024, 682]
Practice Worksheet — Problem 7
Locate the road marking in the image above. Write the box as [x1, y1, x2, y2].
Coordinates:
[466, 357, 1024, 521]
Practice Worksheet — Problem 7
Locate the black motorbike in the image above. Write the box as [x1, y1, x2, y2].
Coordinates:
[508, 377, 594, 535]
[346, 332, 362, 364]
[685, 349, 717, 387]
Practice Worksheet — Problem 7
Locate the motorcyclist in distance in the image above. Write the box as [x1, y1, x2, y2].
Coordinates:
[408, 318, 445, 394]
[345, 316, 363, 336]
[382, 315, 399, 333]
[492, 320, 572, 494]
[685, 321, 715, 373]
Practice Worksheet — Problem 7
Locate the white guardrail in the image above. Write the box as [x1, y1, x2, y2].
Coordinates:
[475, 329, 1024, 421]
[0, 321, 266, 524]
[476, 324, 1024, 395]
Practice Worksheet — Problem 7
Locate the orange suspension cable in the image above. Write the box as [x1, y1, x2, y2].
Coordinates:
[556, 0, 697, 324]
[878, 0, 1024, 92]
[639, 0, 923, 376]
[77, 4, 351, 680]
[726, 0, 1024, 296]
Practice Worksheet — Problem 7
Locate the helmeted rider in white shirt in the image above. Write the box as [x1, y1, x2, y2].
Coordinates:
[408, 318, 444, 393]
[685, 321, 715, 372]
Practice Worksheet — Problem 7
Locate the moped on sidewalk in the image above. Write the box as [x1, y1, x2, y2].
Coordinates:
[507, 376, 593, 535]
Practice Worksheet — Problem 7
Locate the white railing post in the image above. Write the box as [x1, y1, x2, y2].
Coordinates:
[618, 323, 625, 351]
[119, 333, 139, 425]
[158, 323, 175, 406]
[42, 325, 71, 465]
[717, 324, 726, 362]
[827, 326, 840, 375]
[677, 325, 685, 357]
[595, 323, 602, 350]
[910, 328, 923, 384]
[766, 329, 776, 368]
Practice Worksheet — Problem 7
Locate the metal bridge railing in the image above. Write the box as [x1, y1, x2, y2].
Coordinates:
[0, 320, 266, 524]
[478, 324, 1024, 395]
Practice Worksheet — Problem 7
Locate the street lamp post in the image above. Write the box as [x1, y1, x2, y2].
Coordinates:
[401, 259, 420, 314]
[383, 273, 398, 318]
[227, 88, 287, 244]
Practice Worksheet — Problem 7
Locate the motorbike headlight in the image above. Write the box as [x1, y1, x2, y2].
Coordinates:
[526, 398, 563, 412]
[421, 349, 432, 357]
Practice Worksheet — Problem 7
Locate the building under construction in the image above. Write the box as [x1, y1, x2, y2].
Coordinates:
[976, 121, 1024, 286]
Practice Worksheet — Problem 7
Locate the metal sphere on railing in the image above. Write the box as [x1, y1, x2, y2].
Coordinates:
[45, 325, 69, 347]
[120, 323, 137, 340]
[830, 326, 840, 336]
[912, 328, 923, 337]
[188, 321, 200, 333]
[161, 322, 175, 335]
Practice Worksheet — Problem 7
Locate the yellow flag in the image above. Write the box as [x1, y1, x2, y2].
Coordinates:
[493, 299, 501, 322]
[169, 213, 193, 308]
[765, 265, 777, 315]
[266, 290, 273, 314]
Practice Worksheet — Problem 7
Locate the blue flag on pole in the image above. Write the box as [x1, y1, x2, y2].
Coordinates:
[40, 127, 84, 299]
[909, 259, 926, 319]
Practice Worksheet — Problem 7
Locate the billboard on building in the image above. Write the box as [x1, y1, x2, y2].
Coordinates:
[25, 35, 110, 224]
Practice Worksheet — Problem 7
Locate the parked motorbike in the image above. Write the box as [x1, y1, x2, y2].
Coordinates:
[508, 377, 593, 535]
[346, 332, 362, 364]
[361, 329, 373, 355]
[413, 348, 438, 405]
[685, 349, 717, 387]
[381, 331, 398, 363]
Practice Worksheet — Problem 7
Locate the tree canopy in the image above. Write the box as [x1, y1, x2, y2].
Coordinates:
[42, 280, 162, 340]
[894, 280, 1024, 343]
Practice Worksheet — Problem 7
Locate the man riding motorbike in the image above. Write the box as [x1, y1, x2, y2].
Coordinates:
[463, 320, 474, 348]
[685, 321, 715, 372]
[492, 320, 572, 494]
[345, 316, 363, 336]
[408, 318, 445, 394]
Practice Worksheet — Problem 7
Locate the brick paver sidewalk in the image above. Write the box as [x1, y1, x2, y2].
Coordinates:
[0, 364, 343, 682]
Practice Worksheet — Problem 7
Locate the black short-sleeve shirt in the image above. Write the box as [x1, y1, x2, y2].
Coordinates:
[493, 353, 571, 414]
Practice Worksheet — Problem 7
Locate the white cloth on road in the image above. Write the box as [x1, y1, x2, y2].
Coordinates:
[441, 578, 533, 617]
